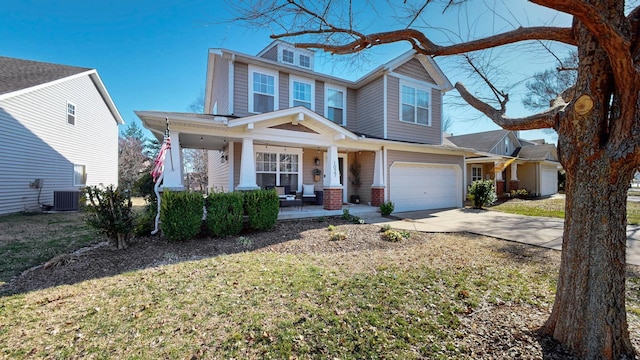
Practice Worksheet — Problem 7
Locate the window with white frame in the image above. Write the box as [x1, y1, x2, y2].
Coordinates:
[325, 85, 346, 125]
[400, 82, 430, 125]
[255, 149, 301, 191]
[505, 137, 510, 154]
[74, 164, 86, 186]
[290, 75, 314, 110]
[471, 166, 483, 182]
[67, 102, 76, 125]
[299, 54, 310, 68]
[282, 49, 294, 64]
[249, 66, 278, 113]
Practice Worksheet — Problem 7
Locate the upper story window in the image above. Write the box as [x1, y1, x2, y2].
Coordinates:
[282, 49, 294, 64]
[67, 102, 76, 125]
[74, 164, 86, 186]
[249, 65, 278, 113]
[299, 54, 310, 68]
[290, 75, 314, 110]
[400, 82, 430, 126]
[325, 84, 346, 125]
[505, 137, 510, 154]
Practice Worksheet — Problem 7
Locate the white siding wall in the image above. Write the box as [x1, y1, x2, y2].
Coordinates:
[0, 75, 119, 214]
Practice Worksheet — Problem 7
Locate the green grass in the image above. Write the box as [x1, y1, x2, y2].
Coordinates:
[0, 243, 560, 359]
[0, 212, 101, 285]
[490, 197, 640, 225]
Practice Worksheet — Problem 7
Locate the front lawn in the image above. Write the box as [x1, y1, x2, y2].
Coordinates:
[490, 196, 640, 225]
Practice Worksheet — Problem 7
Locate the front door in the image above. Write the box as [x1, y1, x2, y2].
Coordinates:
[338, 155, 347, 203]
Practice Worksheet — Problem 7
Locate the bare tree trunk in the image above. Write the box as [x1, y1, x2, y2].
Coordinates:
[543, 160, 635, 359]
[116, 233, 129, 250]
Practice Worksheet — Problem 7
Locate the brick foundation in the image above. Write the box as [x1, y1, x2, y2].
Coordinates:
[323, 187, 343, 210]
[496, 180, 505, 196]
[508, 180, 520, 193]
[371, 187, 385, 207]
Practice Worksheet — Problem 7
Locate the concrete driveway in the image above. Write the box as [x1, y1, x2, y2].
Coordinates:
[361, 208, 640, 266]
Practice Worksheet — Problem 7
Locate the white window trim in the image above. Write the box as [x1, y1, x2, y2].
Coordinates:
[399, 79, 433, 126]
[299, 54, 311, 68]
[254, 145, 303, 191]
[324, 83, 347, 126]
[67, 101, 76, 126]
[505, 137, 510, 154]
[471, 165, 483, 182]
[248, 64, 279, 114]
[282, 49, 294, 64]
[289, 74, 315, 111]
[276, 44, 314, 69]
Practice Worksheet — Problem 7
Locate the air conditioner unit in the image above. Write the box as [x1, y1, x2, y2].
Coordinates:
[53, 191, 81, 211]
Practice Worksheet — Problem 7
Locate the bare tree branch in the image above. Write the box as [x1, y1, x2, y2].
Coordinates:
[283, 26, 576, 56]
[455, 82, 562, 130]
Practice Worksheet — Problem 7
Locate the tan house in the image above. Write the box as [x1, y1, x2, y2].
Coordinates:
[137, 41, 476, 213]
[447, 129, 561, 196]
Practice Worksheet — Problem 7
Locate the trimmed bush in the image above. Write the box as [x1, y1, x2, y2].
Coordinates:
[380, 201, 395, 216]
[160, 190, 204, 241]
[206, 192, 244, 237]
[244, 189, 279, 231]
[82, 185, 134, 250]
[468, 179, 497, 209]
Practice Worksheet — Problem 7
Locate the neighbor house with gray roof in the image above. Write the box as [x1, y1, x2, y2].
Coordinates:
[447, 129, 561, 197]
[0, 56, 123, 214]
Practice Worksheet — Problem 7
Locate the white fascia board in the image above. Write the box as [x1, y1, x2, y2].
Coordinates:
[359, 137, 476, 156]
[88, 71, 125, 125]
[227, 107, 359, 140]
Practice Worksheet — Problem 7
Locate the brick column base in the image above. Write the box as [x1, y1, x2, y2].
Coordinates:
[508, 180, 520, 193]
[496, 180, 505, 196]
[323, 187, 343, 210]
[371, 187, 385, 207]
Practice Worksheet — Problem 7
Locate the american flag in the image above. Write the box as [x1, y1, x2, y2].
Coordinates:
[151, 136, 171, 182]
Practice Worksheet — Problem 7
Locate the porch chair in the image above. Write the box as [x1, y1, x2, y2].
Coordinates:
[266, 185, 291, 199]
[301, 184, 316, 205]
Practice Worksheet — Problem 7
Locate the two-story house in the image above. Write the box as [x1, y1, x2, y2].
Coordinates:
[0, 56, 123, 215]
[136, 41, 474, 212]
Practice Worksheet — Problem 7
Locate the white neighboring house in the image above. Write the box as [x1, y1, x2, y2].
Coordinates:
[0, 56, 124, 214]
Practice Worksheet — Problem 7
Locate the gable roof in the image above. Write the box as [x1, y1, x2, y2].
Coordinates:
[0, 56, 90, 96]
[0, 56, 124, 124]
[447, 129, 510, 153]
[518, 143, 558, 160]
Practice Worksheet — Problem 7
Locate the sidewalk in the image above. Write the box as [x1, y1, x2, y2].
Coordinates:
[360, 208, 640, 266]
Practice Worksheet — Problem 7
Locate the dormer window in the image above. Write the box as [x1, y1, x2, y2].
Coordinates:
[282, 49, 294, 64]
[299, 54, 310, 68]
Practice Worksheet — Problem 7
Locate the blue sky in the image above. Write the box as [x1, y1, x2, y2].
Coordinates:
[1, 0, 572, 143]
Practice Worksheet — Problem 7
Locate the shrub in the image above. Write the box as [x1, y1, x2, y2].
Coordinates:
[82, 185, 135, 250]
[329, 231, 347, 241]
[133, 201, 157, 237]
[317, 216, 326, 223]
[468, 179, 497, 209]
[510, 188, 529, 199]
[380, 224, 392, 232]
[244, 189, 279, 231]
[160, 190, 204, 241]
[327, 224, 336, 231]
[381, 229, 404, 242]
[380, 201, 395, 216]
[351, 216, 365, 224]
[206, 192, 244, 237]
[342, 208, 351, 220]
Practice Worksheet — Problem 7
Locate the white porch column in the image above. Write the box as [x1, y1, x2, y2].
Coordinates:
[236, 138, 259, 190]
[510, 162, 518, 181]
[162, 130, 185, 190]
[324, 145, 342, 187]
[372, 150, 385, 187]
[494, 161, 503, 181]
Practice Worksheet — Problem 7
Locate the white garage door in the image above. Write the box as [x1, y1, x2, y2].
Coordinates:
[541, 166, 558, 196]
[390, 163, 461, 212]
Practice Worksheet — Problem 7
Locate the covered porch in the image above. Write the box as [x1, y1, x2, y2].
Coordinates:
[136, 107, 388, 211]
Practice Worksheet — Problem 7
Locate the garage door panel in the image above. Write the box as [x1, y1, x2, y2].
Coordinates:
[541, 168, 557, 196]
[390, 163, 460, 212]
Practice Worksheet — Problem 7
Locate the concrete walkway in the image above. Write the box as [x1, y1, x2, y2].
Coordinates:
[360, 208, 640, 266]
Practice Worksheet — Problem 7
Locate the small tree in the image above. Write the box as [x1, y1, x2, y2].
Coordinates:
[467, 180, 497, 209]
[82, 185, 134, 250]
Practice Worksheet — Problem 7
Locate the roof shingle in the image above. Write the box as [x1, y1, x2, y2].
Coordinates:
[0, 56, 91, 96]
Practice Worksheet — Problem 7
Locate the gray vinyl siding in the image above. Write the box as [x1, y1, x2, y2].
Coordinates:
[394, 58, 436, 84]
[0, 75, 119, 215]
[355, 77, 384, 138]
[315, 80, 324, 116]
[210, 54, 230, 114]
[302, 149, 322, 188]
[385, 150, 464, 200]
[386, 75, 443, 144]
[345, 88, 358, 132]
[233, 62, 249, 117]
[491, 132, 518, 155]
[279, 72, 288, 111]
[260, 46, 278, 62]
[208, 148, 229, 192]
